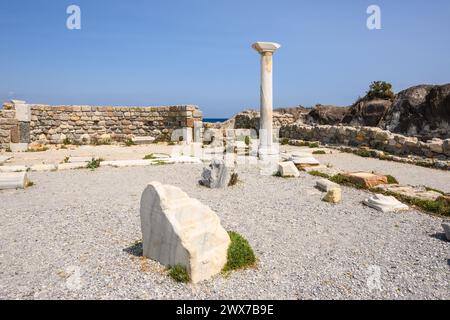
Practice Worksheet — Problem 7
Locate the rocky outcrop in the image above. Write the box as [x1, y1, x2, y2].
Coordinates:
[274, 106, 310, 122]
[380, 84, 450, 139]
[305, 105, 349, 125]
[342, 99, 392, 127]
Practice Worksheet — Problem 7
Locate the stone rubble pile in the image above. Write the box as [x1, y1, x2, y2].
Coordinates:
[280, 124, 450, 160]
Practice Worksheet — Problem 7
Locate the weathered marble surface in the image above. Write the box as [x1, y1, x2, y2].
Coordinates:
[278, 161, 300, 178]
[252, 41, 281, 154]
[442, 220, 450, 241]
[316, 179, 340, 192]
[199, 160, 230, 188]
[140, 182, 230, 283]
[363, 194, 409, 213]
[0, 172, 29, 190]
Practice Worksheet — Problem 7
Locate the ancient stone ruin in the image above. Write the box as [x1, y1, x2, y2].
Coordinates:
[0, 100, 203, 150]
[140, 182, 230, 283]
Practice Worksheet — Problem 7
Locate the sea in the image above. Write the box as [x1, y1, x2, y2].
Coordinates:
[203, 118, 228, 123]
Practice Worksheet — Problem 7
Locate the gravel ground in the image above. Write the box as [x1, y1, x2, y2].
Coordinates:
[0, 163, 449, 300]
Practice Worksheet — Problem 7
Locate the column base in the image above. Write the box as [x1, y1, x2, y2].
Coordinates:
[258, 146, 280, 176]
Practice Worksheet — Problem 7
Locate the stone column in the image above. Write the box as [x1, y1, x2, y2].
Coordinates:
[252, 42, 281, 156]
[10, 100, 31, 152]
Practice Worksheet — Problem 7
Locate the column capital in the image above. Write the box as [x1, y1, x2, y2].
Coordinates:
[252, 42, 281, 55]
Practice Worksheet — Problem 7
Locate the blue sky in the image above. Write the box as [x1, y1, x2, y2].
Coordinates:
[1, 0, 449, 117]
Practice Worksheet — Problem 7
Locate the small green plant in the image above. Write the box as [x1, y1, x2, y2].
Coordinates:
[228, 173, 239, 186]
[125, 139, 135, 147]
[425, 187, 445, 195]
[223, 231, 256, 273]
[63, 138, 72, 145]
[355, 148, 371, 158]
[153, 160, 170, 166]
[86, 158, 102, 170]
[168, 141, 176, 146]
[143, 153, 157, 160]
[244, 136, 251, 146]
[416, 160, 434, 168]
[308, 142, 319, 148]
[167, 264, 190, 283]
[386, 175, 399, 184]
[308, 170, 331, 179]
[281, 138, 289, 146]
[312, 150, 326, 155]
[329, 174, 367, 189]
[63, 156, 70, 163]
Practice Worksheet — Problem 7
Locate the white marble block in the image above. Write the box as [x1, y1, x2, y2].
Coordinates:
[278, 161, 300, 178]
[363, 194, 409, 213]
[316, 179, 340, 192]
[0, 172, 29, 190]
[140, 182, 231, 283]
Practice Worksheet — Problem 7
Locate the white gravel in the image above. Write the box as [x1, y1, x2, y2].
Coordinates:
[0, 163, 449, 300]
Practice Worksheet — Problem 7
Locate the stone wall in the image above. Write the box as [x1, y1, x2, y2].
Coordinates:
[234, 110, 295, 130]
[0, 102, 203, 148]
[280, 124, 450, 159]
[0, 103, 18, 149]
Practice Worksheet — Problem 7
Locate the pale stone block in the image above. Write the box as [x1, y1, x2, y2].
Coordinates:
[12, 101, 31, 122]
[68, 157, 93, 163]
[342, 172, 388, 188]
[58, 162, 88, 170]
[0, 156, 12, 166]
[199, 160, 231, 188]
[316, 179, 339, 192]
[30, 164, 58, 172]
[0, 172, 29, 190]
[376, 184, 442, 201]
[442, 220, 450, 241]
[132, 136, 156, 145]
[140, 182, 230, 283]
[100, 160, 155, 168]
[278, 161, 300, 178]
[323, 187, 342, 204]
[9, 143, 29, 152]
[0, 165, 28, 173]
[258, 154, 280, 176]
[363, 194, 409, 213]
[169, 156, 202, 164]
